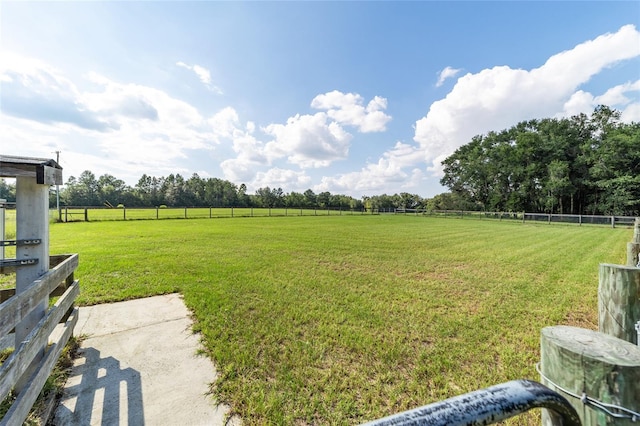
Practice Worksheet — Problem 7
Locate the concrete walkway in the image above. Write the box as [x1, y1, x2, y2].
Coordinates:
[54, 294, 240, 426]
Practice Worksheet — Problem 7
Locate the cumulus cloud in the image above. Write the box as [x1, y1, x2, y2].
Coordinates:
[561, 80, 640, 122]
[315, 142, 425, 194]
[311, 90, 391, 132]
[0, 52, 117, 131]
[253, 167, 311, 190]
[0, 52, 227, 180]
[263, 112, 353, 168]
[414, 24, 640, 176]
[176, 61, 223, 94]
[436, 66, 462, 87]
[220, 115, 270, 183]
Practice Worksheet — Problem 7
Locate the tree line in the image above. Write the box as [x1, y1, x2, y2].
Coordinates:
[0, 171, 429, 211]
[440, 106, 639, 215]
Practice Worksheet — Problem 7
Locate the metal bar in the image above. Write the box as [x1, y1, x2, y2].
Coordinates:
[0, 239, 42, 247]
[361, 380, 581, 426]
[0, 259, 39, 268]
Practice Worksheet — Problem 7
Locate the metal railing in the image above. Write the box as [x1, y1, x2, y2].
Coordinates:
[362, 379, 581, 426]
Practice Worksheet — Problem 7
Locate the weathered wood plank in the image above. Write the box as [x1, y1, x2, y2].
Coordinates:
[0, 156, 61, 180]
[1, 254, 75, 275]
[0, 288, 14, 303]
[0, 281, 79, 401]
[0, 254, 78, 337]
[36, 165, 62, 186]
[540, 326, 640, 426]
[627, 218, 640, 267]
[598, 263, 640, 344]
[0, 307, 78, 426]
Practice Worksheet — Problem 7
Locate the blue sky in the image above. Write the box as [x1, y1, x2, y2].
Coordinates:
[1, 1, 639, 198]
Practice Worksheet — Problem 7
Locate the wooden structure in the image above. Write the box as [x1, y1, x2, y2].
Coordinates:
[540, 326, 640, 426]
[627, 218, 640, 267]
[598, 263, 640, 345]
[0, 155, 79, 425]
[540, 218, 640, 426]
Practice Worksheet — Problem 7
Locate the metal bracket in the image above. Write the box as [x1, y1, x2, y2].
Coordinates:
[0, 239, 42, 247]
[0, 258, 39, 268]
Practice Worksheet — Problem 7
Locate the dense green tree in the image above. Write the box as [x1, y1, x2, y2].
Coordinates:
[0, 179, 16, 202]
[303, 189, 317, 207]
[440, 106, 639, 215]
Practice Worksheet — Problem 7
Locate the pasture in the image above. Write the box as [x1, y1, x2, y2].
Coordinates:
[12, 215, 635, 423]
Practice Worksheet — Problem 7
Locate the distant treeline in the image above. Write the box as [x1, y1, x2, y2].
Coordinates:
[0, 171, 427, 211]
[441, 106, 639, 215]
[0, 106, 637, 215]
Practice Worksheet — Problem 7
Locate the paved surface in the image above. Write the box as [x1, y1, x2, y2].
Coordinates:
[54, 294, 240, 426]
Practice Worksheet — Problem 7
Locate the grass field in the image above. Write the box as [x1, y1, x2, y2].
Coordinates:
[5, 215, 633, 424]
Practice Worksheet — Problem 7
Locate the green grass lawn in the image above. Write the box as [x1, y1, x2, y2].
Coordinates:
[44, 215, 629, 424]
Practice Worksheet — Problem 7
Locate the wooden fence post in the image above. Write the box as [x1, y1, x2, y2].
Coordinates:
[626, 218, 640, 267]
[15, 176, 50, 392]
[598, 263, 640, 345]
[540, 326, 640, 426]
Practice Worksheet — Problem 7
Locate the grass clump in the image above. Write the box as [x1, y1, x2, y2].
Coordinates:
[48, 215, 630, 424]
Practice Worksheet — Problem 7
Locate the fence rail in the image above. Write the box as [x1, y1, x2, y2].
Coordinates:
[0, 204, 634, 228]
[51, 206, 373, 222]
[0, 253, 79, 426]
[396, 209, 637, 228]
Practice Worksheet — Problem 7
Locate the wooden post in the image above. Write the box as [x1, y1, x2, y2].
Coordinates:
[540, 326, 640, 426]
[598, 263, 640, 345]
[626, 218, 640, 267]
[0, 199, 5, 261]
[15, 176, 50, 391]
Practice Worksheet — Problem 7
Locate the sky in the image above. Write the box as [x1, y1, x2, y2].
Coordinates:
[1, 1, 639, 198]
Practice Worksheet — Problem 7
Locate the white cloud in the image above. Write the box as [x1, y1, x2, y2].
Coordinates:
[220, 90, 390, 184]
[436, 66, 462, 87]
[315, 142, 426, 194]
[252, 167, 311, 191]
[560, 80, 640, 122]
[263, 112, 353, 168]
[208, 106, 240, 139]
[596, 80, 640, 106]
[176, 61, 223, 94]
[310, 90, 391, 132]
[414, 24, 640, 176]
[1, 52, 227, 181]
